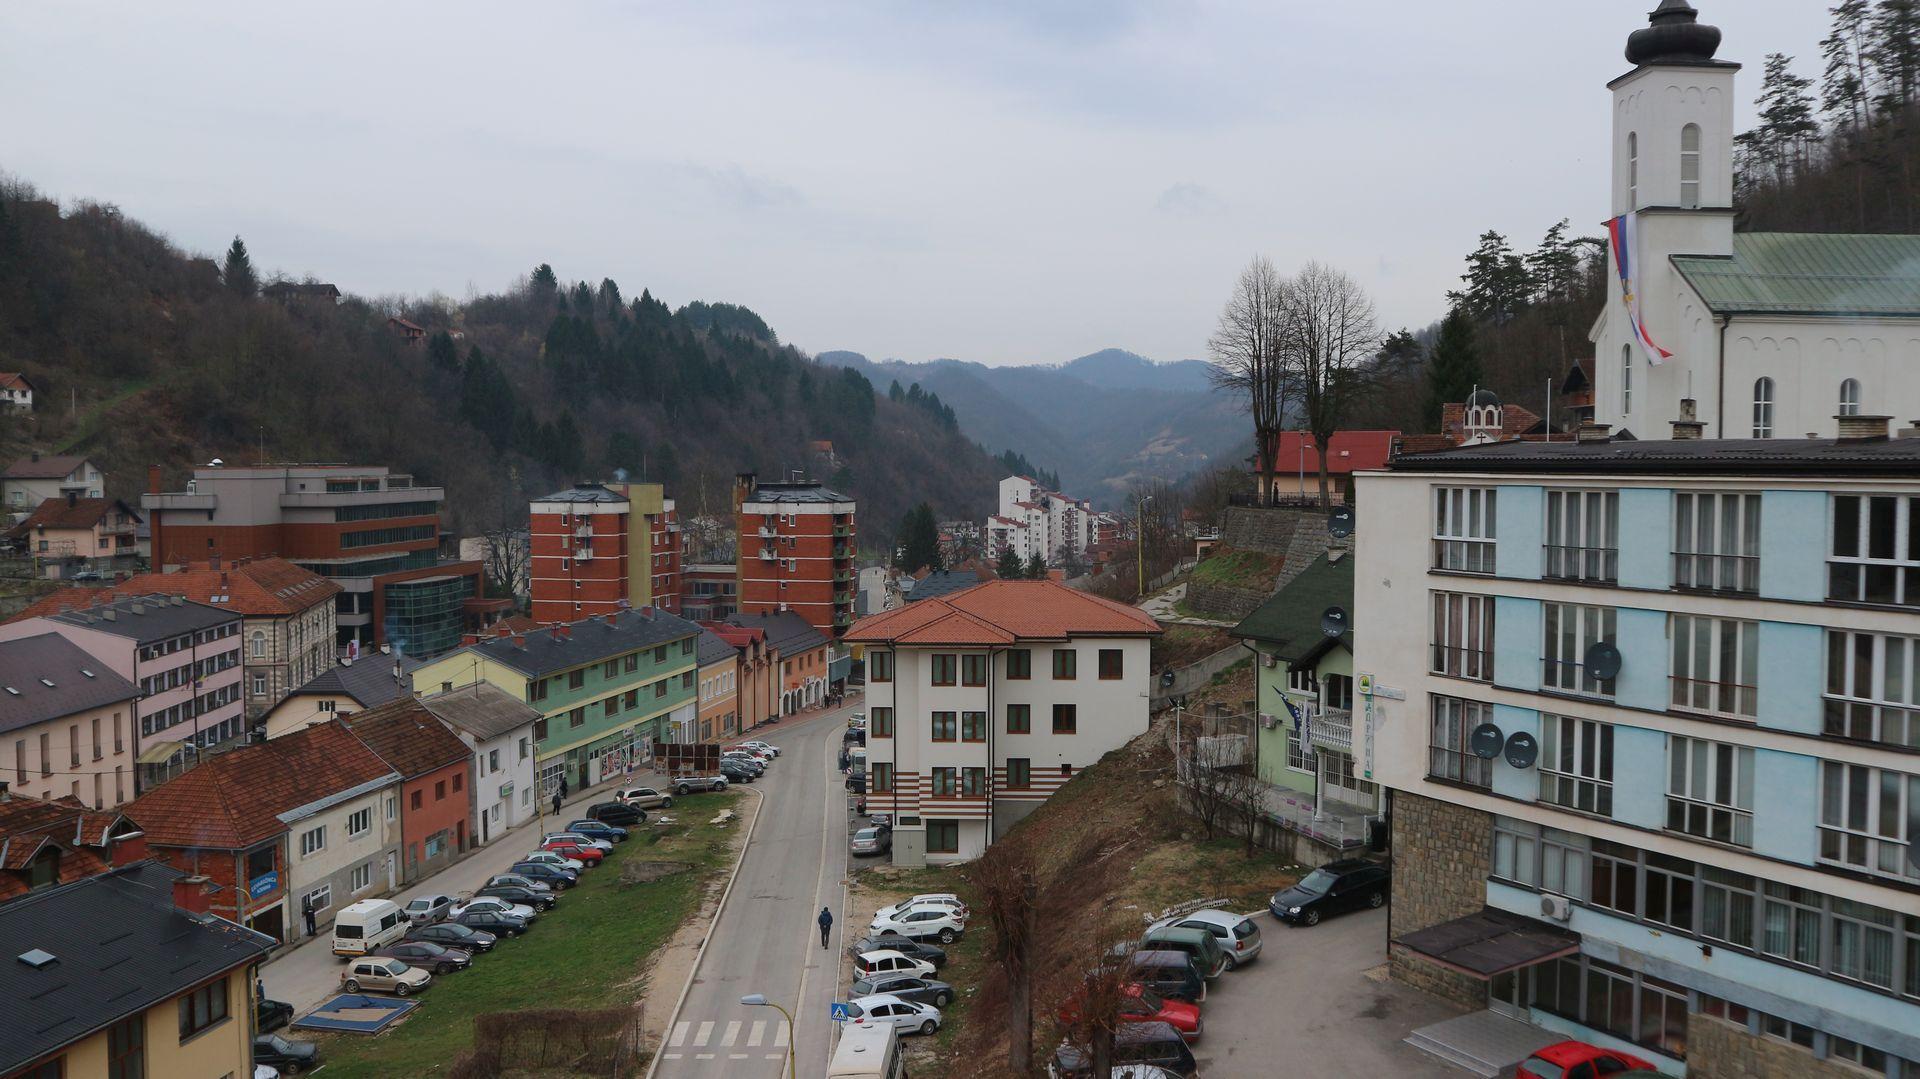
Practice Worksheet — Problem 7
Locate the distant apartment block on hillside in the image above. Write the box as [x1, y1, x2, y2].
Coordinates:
[985, 475, 1092, 566]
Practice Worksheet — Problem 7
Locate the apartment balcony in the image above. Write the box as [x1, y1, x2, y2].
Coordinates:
[1672, 551, 1759, 594]
[833, 524, 853, 538]
[834, 591, 856, 606]
[1542, 544, 1617, 584]
[757, 526, 778, 539]
[574, 522, 592, 539]
[834, 609, 855, 628]
[575, 547, 594, 562]
[759, 547, 778, 562]
[832, 546, 851, 561]
[834, 569, 855, 584]
[1308, 707, 1353, 753]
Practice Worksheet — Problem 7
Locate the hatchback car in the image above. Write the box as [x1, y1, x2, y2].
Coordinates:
[520, 850, 586, 873]
[454, 909, 529, 936]
[372, 940, 473, 975]
[487, 873, 554, 895]
[1152, 909, 1263, 969]
[721, 754, 765, 776]
[850, 826, 891, 857]
[509, 861, 579, 889]
[741, 740, 780, 757]
[844, 993, 942, 1036]
[341, 956, 432, 995]
[401, 893, 457, 927]
[1126, 949, 1206, 1004]
[255, 997, 295, 1033]
[1059, 983, 1201, 1042]
[1518, 1041, 1658, 1079]
[566, 819, 627, 843]
[869, 905, 965, 944]
[540, 840, 604, 866]
[1268, 859, 1390, 926]
[477, 884, 557, 911]
[1050, 1022, 1196, 1078]
[851, 935, 946, 968]
[543, 831, 613, 853]
[616, 786, 674, 809]
[1137, 927, 1227, 980]
[719, 761, 758, 783]
[670, 774, 729, 794]
[406, 921, 496, 952]
[252, 1034, 320, 1074]
[587, 801, 646, 826]
[452, 895, 538, 922]
[854, 949, 937, 980]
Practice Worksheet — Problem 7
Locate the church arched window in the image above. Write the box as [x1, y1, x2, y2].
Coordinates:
[1621, 345, 1633, 416]
[1839, 378, 1861, 417]
[1752, 378, 1775, 438]
[1680, 124, 1701, 207]
[1628, 132, 1639, 207]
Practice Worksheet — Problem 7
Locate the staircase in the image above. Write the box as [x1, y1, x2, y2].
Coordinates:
[1404, 1010, 1559, 1078]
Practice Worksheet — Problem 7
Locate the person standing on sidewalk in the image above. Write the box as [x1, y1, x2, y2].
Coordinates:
[302, 896, 316, 939]
[552, 789, 563, 816]
[817, 906, 833, 949]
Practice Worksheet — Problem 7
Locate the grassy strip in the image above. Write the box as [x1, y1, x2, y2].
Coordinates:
[307, 793, 743, 1078]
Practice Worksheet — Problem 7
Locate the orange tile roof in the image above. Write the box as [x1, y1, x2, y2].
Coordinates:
[846, 579, 1161, 644]
[8, 558, 339, 622]
[345, 698, 470, 780]
[0, 796, 133, 902]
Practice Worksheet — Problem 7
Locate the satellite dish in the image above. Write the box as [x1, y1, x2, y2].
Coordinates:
[612, 467, 630, 483]
[208, 457, 225, 467]
[1504, 731, 1540, 770]
[1470, 723, 1505, 760]
[1320, 607, 1349, 638]
[1584, 642, 1623, 681]
[1328, 507, 1356, 539]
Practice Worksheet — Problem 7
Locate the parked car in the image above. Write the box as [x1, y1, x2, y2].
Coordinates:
[372, 940, 473, 975]
[1138, 927, 1227, 981]
[487, 873, 554, 895]
[405, 921, 497, 952]
[854, 949, 937, 980]
[540, 840, 604, 866]
[670, 774, 730, 795]
[566, 819, 628, 843]
[615, 786, 674, 809]
[1517, 1041, 1659, 1079]
[1268, 858, 1390, 926]
[1049, 1022, 1197, 1078]
[252, 1033, 320, 1074]
[877, 894, 968, 920]
[850, 826, 891, 857]
[587, 801, 646, 826]
[509, 861, 579, 890]
[255, 997, 295, 1033]
[869, 905, 965, 944]
[477, 884, 558, 911]
[725, 744, 774, 765]
[740, 740, 780, 757]
[520, 850, 586, 873]
[1125, 949, 1207, 1004]
[451, 895, 538, 922]
[844, 771, 865, 794]
[721, 754, 765, 777]
[844, 993, 942, 1036]
[400, 893, 457, 927]
[851, 934, 947, 969]
[1151, 909, 1263, 969]
[454, 908, 529, 936]
[340, 956, 432, 996]
[1058, 983, 1201, 1042]
[257, 1065, 282, 1079]
[543, 830, 613, 853]
[850, 973, 954, 1008]
[719, 760, 757, 783]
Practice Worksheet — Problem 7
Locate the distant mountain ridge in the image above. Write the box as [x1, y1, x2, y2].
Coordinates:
[815, 347, 1245, 506]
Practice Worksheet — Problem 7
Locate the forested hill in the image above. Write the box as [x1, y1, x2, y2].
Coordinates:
[0, 178, 1000, 542]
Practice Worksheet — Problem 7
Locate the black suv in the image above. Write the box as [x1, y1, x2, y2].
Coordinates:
[406, 921, 496, 952]
[1269, 858, 1390, 926]
[587, 801, 645, 826]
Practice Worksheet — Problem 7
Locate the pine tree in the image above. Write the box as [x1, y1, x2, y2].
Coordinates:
[426, 331, 460, 373]
[222, 236, 257, 298]
[895, 502, 942, 574]
[529, 263, 559, 305]
[995, 546, 1025, 580]
[599, 277, 622, 312]
[1024, 552, 1047, 580]
[1525, 220, 1581, 306]
[889, 380, 905, 402]
[605, 430, 643, 474]
[1423, 307, 1482, 428]
[1446, 231, 1529, 323]
[1822, 1, 1875, 132]
[1758, 53, 1821, 178]
[1869, 0, 1920, 113]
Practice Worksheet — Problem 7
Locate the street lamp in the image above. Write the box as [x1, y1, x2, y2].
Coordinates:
[740, 994, 796, 1078]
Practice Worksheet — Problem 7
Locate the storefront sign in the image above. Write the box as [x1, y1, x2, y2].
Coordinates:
[249, 870, 279, 899]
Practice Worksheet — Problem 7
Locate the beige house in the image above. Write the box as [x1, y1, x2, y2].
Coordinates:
[1, 453, 103, 513]
[263, 649, 420, 740]
[6, 495, 142, 577]
[0, 633, 142, 808]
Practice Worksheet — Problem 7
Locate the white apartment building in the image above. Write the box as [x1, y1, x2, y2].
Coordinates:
[986, 475, 1094, 566]
[421, 683, 542, 844]
[848, 579, 1160, 864]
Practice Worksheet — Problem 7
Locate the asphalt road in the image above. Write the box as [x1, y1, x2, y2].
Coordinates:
[654, 701, 858, 1078]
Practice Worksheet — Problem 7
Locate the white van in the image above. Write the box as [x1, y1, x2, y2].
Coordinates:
[331, 898, 407, 957]
[827, 1022, 904, 1079]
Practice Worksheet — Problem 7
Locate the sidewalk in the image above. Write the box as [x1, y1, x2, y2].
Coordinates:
[1138, 582, 1235, 628]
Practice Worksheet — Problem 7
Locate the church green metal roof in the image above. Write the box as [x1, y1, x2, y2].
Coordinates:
[1672, 233, 1920, 318]
[1229, 554, 1353, 666]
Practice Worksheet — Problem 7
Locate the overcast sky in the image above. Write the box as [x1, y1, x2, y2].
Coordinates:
[3, 2, 1827, 367]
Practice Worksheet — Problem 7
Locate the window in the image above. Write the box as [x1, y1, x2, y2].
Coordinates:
[603, 659, 619, 678]
[1098, 648, 1124, 680]
[625, 653, 639, 673]
[1621, 343, 1633, 416]
[872, 762, 894, 792]
[108, 1012, 144, 1078]
[177, 978, 230, 1041]
[1840, 377, 1862, 416]
[1432, 487, 1497, 573]
[250, 631, 266, 659]
[1680, 123, 1701, 206]
[1824, 629, 1920, 748]
[870, 650, 892, 682]
[1761, 881, 1823, 967]
[1829, 494, 1920, 606]
[1430, 592, 1493, 680]
[871, 707, 893, 737]
[347, 807, 372, 839]
[961, 711, 986, 742]
[1540, 714, 1613, 815]
[1752, 376, 1774, 437]
[487, 748, 500, 773]
[570, 706, 586, 727]
[529, 680, 549, 703]
[962, 767, 986, 795]
[1589, 838, 1640, 916]
[927, 820, 959, 853]
[1492, 819, 1540, 887]
[1543, 490, 1619, 582]
[1052, 649, 1077, 680]
[931, 654, 957, 686]
[1642, 851, 1696, 931]
[451, 772, 462, 792]
[299, 826, 326, 857]
[930, 768, 957, 796]
[1673, 491, 1760, 592]
[1006, 704, 1031, 734]
[1428, 695, 1491, 788]
[1667, 736, 1754, 846]
[533, 718, 548, 741]
[603, 698, 618, 718]
[1007, 758, 1030, 789]
[1006, 649, 1031, 679]
[350, 862, 372, 892]
[435, 779, 446, 800]
[1699, 865, 1756, 947]
[252, 674, 267, 696]
[1819, 762, 1920, 884]
[624, 689, 638, 709]
[1542, 603, 1616, 697]
[1829, 897, 1898, 989]
[654, 646, 667, 663]
[961, 654, 987, 686]
[1669, 615, 1758, 718]
[411, 790, 423, 810]
[1627, 130, 1638, 205]
[1052, 703, 1077, 733]
[930, 712, 957, 741]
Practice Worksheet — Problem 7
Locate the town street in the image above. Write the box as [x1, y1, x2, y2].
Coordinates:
[653, 701, 857, 1079]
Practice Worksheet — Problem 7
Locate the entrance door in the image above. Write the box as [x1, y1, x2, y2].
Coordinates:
[1488, 968, 1527, 1019]
[385, 853, 397, 891]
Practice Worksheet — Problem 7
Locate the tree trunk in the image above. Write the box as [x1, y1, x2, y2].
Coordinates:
[1313, 433, 1334, 511]
[1006, 882, 1034, 1074]
[1254, 426, 1280, 503]
[1090, 1028, 1113, 1077]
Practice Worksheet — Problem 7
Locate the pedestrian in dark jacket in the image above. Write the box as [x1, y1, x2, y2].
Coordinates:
[817, 906, 833, 948]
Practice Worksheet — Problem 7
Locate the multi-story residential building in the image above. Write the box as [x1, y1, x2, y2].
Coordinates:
[6, 495, 143, 577]
[702, 621, 776, 732]
[1, 453, 103, 513]
[420, 683, 541, 844]
[0, 793, 147, 902]
[1363, 424, 1920, 1077]
[848, 579, 1160, 864]
[733, 473, 857, 690]
[410, 609, 700, 797]
[261, 648, 419, 740]
[528, 481, 683, 625]
[695, 627, 741, 742]
[0, 593, 245, 790]
[128, 718, 402, 943]
[728, 610, 830, 716]
[141, 463, 484, 657]
[986, 475, 1092, 566]
[681, 562, 739, 621]
[0, 634, 141, 809]
[346, 698, 474, 883]
[0, 863, 275, 1079]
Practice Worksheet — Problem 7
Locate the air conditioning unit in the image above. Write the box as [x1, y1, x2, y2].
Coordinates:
[1261, 654, 1279, 669]
[1259, 713, 1278, 730]
[1541, 894, 1572, 922]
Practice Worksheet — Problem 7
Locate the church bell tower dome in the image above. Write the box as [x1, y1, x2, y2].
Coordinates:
[1625, 1, 1723, 66]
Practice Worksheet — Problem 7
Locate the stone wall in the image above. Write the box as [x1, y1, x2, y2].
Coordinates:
[1388, 790, 1494, 1009]
[1686, 1015, 1863, 1079]
[1389, 945, 1487, 1009]
[1220, 507, 1329, 556]
[1187, 508, 1352, 621]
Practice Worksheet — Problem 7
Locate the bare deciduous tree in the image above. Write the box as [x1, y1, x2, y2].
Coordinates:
[1283, 261, 1381, 510]
[1207, 257, 1291, 502]
[975, 849, 1039, 1074]
[481, 528, 531, 599]
[1179, 729, 1251, 840]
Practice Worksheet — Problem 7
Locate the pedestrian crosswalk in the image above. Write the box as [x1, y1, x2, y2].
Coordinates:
[659, 1017, 788, 1061]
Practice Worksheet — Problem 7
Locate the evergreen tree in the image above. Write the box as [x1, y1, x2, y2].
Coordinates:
[895, 502, 942, 574]
[888, 380, 905, 402]
[1423, 307, 1482, 428]
[222, 236, 257, 298]
[529, 263, 559, 305]
[1024, 552, 1047, 580]
[605, 430, 643, 474]
[599, 277, 623, 312]
[1822, 1, 1874, 132]
[995, 546, 1026, 579]
[1869, 0, 1920, 113]
[653, 440, 679, 482]
[1525, 220, 1581, 306]
[553, 410, 584, 473]
[426, 331, 460, 373]
[1447, 231, 1529, 323]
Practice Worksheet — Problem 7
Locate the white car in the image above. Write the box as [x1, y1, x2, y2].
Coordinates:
[402, 893, 457, 926]
[451, 896, 537, 922]
[542, 831, 613, 853]
[844, 993, 941, 1036]
[877, 894, 967, 920]
[521, 850, 585, 872]
[1150, 908, 1263, 969]
[255, 1067, 281, 1079]
[741, 740, 780, 757]
[868, 905, 965, 944]
[853, 949, 936, 980]
[615, 786, 673, 809]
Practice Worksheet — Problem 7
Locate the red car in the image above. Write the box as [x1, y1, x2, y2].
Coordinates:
[1517, 1040, 1658, 1079]
[1058, 983, 1202, 1042]
[541, 840, 604, 865]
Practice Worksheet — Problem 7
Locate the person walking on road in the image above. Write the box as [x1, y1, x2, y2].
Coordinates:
[552, 789, 563, 816]
[818, 906, 833, 949]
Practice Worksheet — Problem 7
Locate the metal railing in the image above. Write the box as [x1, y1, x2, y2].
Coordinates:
[1669, 676, 1757, 719]
[1822, 697, 1920, 749]
[1672, 552, 1759, 593]
[1542, 658, 1616, 698]
[1666, 795, 1754, 847]
[1430, 645, 1493, 682]
[1543, 544, 1618, 583]
[1433, 539, 1496, 574]
[1226, 493, 1326, 508]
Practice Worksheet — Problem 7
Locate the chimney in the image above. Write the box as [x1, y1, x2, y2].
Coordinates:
[250, 726, 267, 744]
[29, 452, 39, 463]
[109, 831, 149, 867]
[606, 611, 619, 627]
[1670, 398, 1705, 441]
[1575, 422, 1612, 444]
[495, 623, 511, 638]
[641, 605, 655, 621]
[558, 623, 572, 640]
[733, 472, 757, 515]
[171, 875, 213, 916]
[147, 464, 162, 494]
[511, 633, 526, 649]
[65, 491, 77, 508]
[208, 553, 221, 572]
[1837, 414, 1892, 441]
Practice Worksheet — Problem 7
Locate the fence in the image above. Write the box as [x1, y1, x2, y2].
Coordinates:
[447, 1006, 647, 1078]
[1143, 559, 1195, 596]
[1151, 643, 1249, 712]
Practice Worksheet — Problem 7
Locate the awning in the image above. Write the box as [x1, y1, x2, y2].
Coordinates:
[136, 739, 184, 766]
[1392, 907, 1580, 980]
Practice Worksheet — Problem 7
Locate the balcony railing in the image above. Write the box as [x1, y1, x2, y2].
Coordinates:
[1309, 707, 1353, 753]
[1541, 658, 1615, 698]
[1428, 746, 1491, 790]
[574, 523, 592, 539]
[757, 526, 777, 539]
[1672, 552, 1759, 594]
[1827, 561, 1920, 607]
[1666, 795, 1754, 847]
[1669, 676, 1756, 720]
[1822, 697, 1920, 749]
[833, 546, 851, 560]
[1430, 645, 1492, 682]
[834, 525, 853, 538]
[1542, 544, 1618, 583]
[759, 547, 778, 562]
[1432, 538, 1495, 574]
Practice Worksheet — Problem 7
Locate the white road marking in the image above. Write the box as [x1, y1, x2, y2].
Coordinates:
[694, 1052, 714, 1060]
[661, 1053, 680, 1060]
[748, 1020, 766, 1046]
[670, 1021, 690, 1047]
[774, 1022, 790, 1047]
[694, 1020, 713, 1046]
[721, 1020, 741, 1047]
[729, 1053, 749, 1060]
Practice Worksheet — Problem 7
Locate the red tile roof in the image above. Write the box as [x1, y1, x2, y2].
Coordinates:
[0, 374, 35, 393]
[846, 579, 1161, 644]
[1254, 431, 1399, 476]
[345, 698, 471, 780]
[700, 622, 765, 650]
[127, 721, 397, 851]
[0, 796, 134, 902]
[5, 497, 137, 536]
[7, 558, 339, 623]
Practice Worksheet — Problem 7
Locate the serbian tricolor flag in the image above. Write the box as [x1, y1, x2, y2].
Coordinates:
[1607, 214, 1672, 366]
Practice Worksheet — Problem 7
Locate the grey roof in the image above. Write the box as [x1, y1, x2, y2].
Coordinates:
[903, 570, 980, 603]
[43, 593, 238, 642]
[1390, 434, 1920, 477]
[2, 454, 92, 481]
[0, 634, 139, 734]
[421, 683, 541, 740]
[0, 861, 275, 1073]
[288, 651, 423, 709]
[696, 627, 737, 667]
[464, 608, 700, 678]
[1231, 556, 1355, 665]
[1672, 233, 1920, 318]
[534, 482, 628, 504]
[726, 610, 829, 655]
[740, 482, 852, 505]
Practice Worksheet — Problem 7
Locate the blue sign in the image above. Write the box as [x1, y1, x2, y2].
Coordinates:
[829, 1002, 851, 1022]
[249, 871, 278, 899]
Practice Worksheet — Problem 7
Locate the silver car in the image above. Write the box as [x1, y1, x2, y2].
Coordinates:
[1153, 908, 1263, 969]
